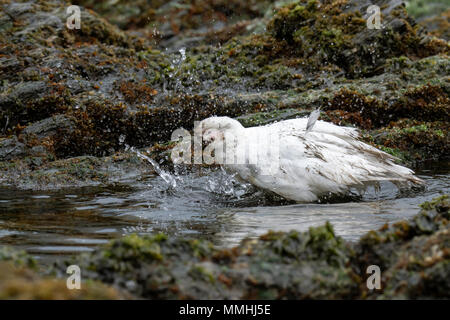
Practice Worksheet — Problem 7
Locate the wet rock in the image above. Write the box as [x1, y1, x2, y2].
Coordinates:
[0, 136, 27, 161]
[0, 81, 51, 128]
[0, 246, 36, 269]
[0, 0, 141, 131]
[49, 195, 449, 299]
[357, 195, 449, 299]
[405, 0, 449, 40]
[0, 261, 129, 299]
[236, 108, 313, 127]
[266, 0, 448, 77]
[0, 115, 74, 161]
[0, 0, 448, 188]
[0, 149, 158, 190]
[0, 0, 447, 300]
[324, 84, 449, 128]
[57, 223, 360, 299]
[74, 0, 274, 49]
[22, 114, 75, 138]
[406, 0, 449, 22]
[420, 10, 450, 41]
[369, 119, 449, 165]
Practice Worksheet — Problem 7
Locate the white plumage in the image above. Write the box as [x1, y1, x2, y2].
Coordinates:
[305, 107, 321, 134]
[198, 116, 423, 202]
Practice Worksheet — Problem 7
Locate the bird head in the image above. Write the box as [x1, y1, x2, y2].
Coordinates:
[197, 116, 244, 144]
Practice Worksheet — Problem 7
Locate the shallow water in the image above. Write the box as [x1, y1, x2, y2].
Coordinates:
[0, 161, 448, 264]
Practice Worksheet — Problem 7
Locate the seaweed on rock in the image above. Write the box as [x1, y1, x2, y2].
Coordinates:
[49, 196, 449, 299]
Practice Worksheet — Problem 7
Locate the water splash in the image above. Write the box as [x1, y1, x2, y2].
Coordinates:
[205, 167, 248, 198]
[128, 146, 178, 189]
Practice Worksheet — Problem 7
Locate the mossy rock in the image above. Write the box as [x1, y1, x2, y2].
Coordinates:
[0, 261, 129, 299]
[266, 0, 448, 77]
[49, 195, 450, 299]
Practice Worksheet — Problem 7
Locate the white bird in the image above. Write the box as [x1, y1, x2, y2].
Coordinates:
[197, 115, 423, 202]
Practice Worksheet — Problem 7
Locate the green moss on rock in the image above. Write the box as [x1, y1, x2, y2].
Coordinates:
[0, 261, 128, 299]
[48, 195, 449, 299]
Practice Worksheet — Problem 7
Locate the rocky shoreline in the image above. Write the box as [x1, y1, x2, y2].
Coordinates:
[0, 0, 449, 299]
[0, 0, 448, 189]
[0, 195, 448, 299]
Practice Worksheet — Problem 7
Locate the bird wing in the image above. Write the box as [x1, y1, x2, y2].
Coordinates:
[263, 118, 360, 140]
[226, 119, 420, 202]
